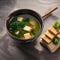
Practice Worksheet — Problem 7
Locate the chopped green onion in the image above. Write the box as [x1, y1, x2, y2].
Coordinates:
[53, 22, 60, 31]
[52, 37, 59, 45]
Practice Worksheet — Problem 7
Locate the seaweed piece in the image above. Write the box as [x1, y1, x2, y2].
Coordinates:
[31, 30, 37, 36]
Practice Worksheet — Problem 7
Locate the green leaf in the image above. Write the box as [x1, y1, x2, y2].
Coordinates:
[52, 37, 59, 45]
[9, 21, 18, 31]
[31, 30, 37, 36]
[53, 22, 60, 31]
[18, 21, 27, 28]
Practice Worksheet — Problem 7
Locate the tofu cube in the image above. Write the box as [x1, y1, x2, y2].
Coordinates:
[42, 35, 51, 44]
[24, 33, 31, 39]
[29, 20, 36, 25]
[49, 26, 58, 35]
[59, 30, 60, 32]
[23, 26, 32, 32]
[57, 34, 60, 38]
[15, 31, 19, 35]
[45, 31, 55, 40]
[17, 17, 23, 22]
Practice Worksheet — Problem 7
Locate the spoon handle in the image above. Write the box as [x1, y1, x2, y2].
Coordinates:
[42, 7, 58, 20]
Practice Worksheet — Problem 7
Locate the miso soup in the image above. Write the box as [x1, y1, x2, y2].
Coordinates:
[9, 14, 41, 39]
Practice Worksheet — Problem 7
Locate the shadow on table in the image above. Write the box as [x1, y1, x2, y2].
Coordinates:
[13, 39, 60, 60]
[13, 40, 40, 57]
[0, 33, 60, 60]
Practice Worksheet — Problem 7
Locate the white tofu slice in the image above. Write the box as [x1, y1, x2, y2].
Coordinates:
[57, 34, 60, 38]
[23, 26, 32, 32]
[15, 31, 19, 35]
[17, 17, 23, 22]
[24, 33, 31, 39]
[42, 35, 51, 44]
[45, 31, 55, 40]
[49, 26, 58, 35]
[29, 20, 36, 25]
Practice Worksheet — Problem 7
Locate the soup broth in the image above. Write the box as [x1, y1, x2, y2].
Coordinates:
[9, 14, 41, 39]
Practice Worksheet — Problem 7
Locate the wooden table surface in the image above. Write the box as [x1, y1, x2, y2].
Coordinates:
[0, 0, 60, 60]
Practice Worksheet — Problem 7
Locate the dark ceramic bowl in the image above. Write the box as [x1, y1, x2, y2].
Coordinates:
[6, 9, 43, 43]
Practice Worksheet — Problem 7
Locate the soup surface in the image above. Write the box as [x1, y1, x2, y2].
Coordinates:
[9, 14, 41, 39]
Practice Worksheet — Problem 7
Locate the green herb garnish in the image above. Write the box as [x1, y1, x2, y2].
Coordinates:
[52, 37, 60, 45]
[53, 22, 60, 32]
[31, 30, 37, 35]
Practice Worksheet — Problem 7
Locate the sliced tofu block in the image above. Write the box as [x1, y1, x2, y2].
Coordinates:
[40, 40, 56, 53]
[17, 17, 23, 22]
[42, 35, 51, 44]
[15, 31, 19, 35]
[57, 33, 60, 38]
[23, 26, 32, 32]
[40, 39, 60, 53]
[49, 26, 58, 35]
[45, 31, 55, 40]
[24, 33, 31, 39]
